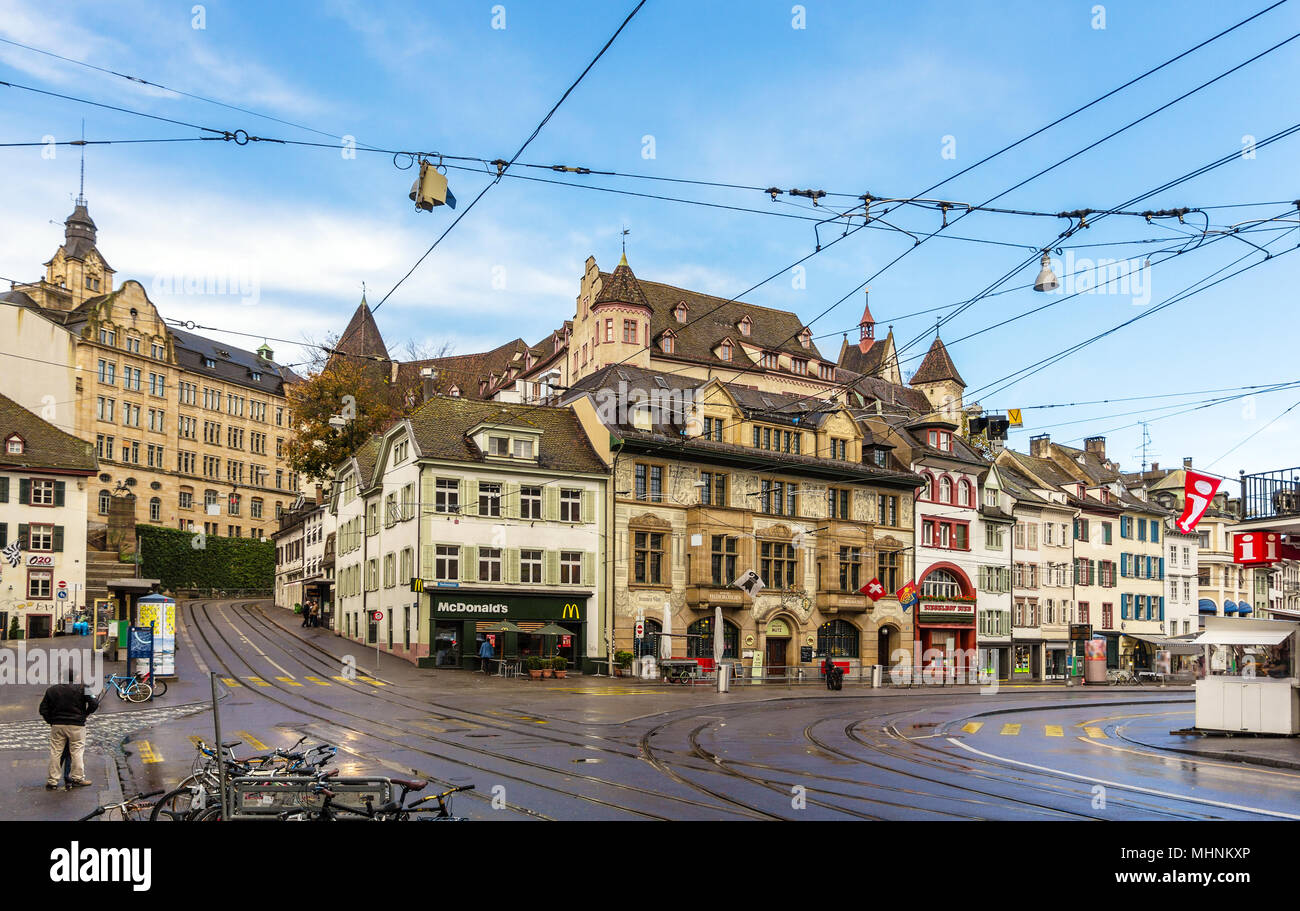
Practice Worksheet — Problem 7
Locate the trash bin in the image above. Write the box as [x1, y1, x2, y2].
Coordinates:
[717, 662, 732, 692]
[871, 664, 882, 688]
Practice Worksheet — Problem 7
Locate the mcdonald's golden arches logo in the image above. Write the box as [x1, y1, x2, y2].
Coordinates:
[561, 603, 581, 620]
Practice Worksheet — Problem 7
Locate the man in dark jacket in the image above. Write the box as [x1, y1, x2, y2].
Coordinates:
[39, 670, 99, 790]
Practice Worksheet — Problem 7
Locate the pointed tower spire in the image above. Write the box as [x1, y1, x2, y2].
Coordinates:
[77, 120, 86, 207]
[857, 288, 876, 353]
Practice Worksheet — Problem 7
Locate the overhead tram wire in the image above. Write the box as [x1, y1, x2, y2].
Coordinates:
[1206, 396, 1300, 470]
[333, 0, 648, 360]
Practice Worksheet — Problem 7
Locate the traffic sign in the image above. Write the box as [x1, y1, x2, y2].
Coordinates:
[58, 580, 67, 590]
[372, 610, 384, 622]
[634, 621, 644, 638]
[57, 590, 68, 600]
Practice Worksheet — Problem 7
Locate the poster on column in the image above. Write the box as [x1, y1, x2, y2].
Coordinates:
[136, 595, 177, 677]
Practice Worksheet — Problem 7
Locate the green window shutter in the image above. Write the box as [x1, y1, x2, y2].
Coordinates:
[421, 544, 434, 579]
[421, 473, 435, 516]
[505, 547, 520, 583]
[581, 490, 596, 524]
[18, 523, 29, 547]
[54, 481, 65, 507]
[582, 552, 594, 586]
[0, 477, 9, 502]
[53, 526, 64, 552]
[18, 479, 30, 505]
[459, 478, 471, 514]
[544, 550, 559, 585]
[503, 483, 519, 520]
[544, 487, 560, 521]
[460, 546, 477, 582]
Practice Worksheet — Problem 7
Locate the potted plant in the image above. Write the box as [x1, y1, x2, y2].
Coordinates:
[8, 616, 22, 641]
[615, 651, 634, 677]
[553, 656, 568, 679]
[525, 656, 544, 680]
[542, 657, 555, 679]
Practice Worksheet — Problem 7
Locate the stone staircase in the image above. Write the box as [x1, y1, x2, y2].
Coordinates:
[84, 548, 127, 607]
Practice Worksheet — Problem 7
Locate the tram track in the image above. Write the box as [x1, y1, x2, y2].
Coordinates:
[184, 600, 766, 821]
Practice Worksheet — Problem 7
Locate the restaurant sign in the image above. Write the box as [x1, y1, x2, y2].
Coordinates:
[429, 592, 585, 622]
[917, 602, 975, 624]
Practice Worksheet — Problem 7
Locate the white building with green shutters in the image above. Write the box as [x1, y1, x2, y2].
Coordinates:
[330, 394, 609, 671]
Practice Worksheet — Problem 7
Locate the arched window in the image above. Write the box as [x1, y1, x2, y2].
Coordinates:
[636, 618, 662, 657]
[921, 568, 963, 600]
[958, 478, 972, 507]
[686, 617, 739, 659]
[98, 490, 111, 515]
[938, 476, 953, 504]
[818, 619, 859, 658]
[149, 497, 161, 522]
[920, 473, 934, 500]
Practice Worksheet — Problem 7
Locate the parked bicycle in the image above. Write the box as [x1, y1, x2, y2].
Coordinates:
[105, 672, 153, 703]
[139, 672, 168, 698]
[78, 789, 167, 822]
[1108, 668, 1140, 686]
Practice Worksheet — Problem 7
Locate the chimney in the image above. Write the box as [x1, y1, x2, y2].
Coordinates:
[1030, 433, 1051, 459]
[315, 483, 323, 505]
[1151, 462, 1159, 472]
[420, 367, 438, 402]
[1183, 457, 1193, 469]
[1084, 436, 1106, 459]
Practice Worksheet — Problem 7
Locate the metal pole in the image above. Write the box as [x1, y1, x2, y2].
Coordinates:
[211, 671, 229, 820]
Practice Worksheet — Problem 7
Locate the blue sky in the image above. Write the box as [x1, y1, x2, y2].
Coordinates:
[2, 0, 1298, 482]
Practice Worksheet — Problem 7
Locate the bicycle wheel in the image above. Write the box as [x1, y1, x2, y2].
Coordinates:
[125, 681, 153, 703]
[150, 786, 203, 822]
[147, 678, 168, 698]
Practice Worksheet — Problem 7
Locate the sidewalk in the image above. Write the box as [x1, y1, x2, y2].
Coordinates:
[1119, 722, 1300, 771]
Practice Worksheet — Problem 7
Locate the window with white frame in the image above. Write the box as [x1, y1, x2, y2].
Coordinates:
[520, 486, 542, 519]
[559, 489, 582, 522]
[435, 478, 459, 513]
[478, 547, 502, 582]
[434, 545, 458, 581]
[560, 551, 582, 585]
[521, 549, 543, 584]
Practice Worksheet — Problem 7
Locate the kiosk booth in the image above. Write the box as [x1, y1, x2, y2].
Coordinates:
[1192, 616, 1299, 734]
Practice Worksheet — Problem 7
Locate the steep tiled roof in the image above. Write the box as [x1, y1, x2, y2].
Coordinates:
[594, 256, 650, 309]
[405, 395, 606, 474]
[399, 338, 531, 400]
[170, 327, 296, 395]
[838, 335, 888, 376]
[0, 393, 96, 474]
[909, 336, 965, 387]
[333, 297, 389, 362]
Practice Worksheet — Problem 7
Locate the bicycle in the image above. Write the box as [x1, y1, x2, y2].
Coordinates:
[78, 789, 167, 822]
[1109, 668, 1140, 686]
[105, 673, 153, 703]
[139, 672, 168, 698]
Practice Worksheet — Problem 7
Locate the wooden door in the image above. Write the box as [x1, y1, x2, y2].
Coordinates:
[765, 638, 788, 678]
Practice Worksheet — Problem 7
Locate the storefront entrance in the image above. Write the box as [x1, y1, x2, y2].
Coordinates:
[425, 591, 591, 672]
[765, 637, 788, 677]
[1045, 646, 1068, 679]
[26, 613, 52, 639]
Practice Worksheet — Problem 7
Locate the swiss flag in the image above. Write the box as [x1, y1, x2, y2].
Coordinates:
[859, 577, 886, 601]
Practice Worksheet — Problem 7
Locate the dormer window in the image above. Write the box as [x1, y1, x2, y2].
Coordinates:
[99, 328, 116, 347]
[791, 358, 808, 375]
[738, 316, 752, 337]
[661, 331, 676, 354]
[251, 372, 262, 382]
[759, 352, 778, 370]
[799, 327, 812, 348]
[719, 340, 733, 362]
[203, 358, 216, 369]
[6, 434, 24, 454]
[927, 429, 952, 452]
[513, 439, 534, 459]
[449, 385, 461, 398]
[488, 436, 510, 457]
[674, 301, 688, 323]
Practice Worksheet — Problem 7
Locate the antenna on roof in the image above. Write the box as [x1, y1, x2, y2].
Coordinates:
[77, 119, 86, 206]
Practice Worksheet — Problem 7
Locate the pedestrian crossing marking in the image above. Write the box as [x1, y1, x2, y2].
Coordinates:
[221, 677, 242, 687]
[356, 676, 386, 686]
[244, 676, 270, 687]
[137, 740, 163, 764]
[961, 722, 984, 734]
[1045, 725, 1064, 737]
[275, 676, 303, 687]
[235, 731, 268, 751]
[1084, 726, 1107, 739]
[305, 676, 331, 686]
[1000, 723, 1021, 736]
[331, 675, 359, 685]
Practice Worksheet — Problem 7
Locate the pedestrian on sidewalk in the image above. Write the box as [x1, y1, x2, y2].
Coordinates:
[39, 669, 99, 790]
[300, 604, 309, 628]
[478, 637, 494, 674]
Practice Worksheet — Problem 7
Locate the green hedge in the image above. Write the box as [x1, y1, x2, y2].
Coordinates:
[136, 525, 275, 591]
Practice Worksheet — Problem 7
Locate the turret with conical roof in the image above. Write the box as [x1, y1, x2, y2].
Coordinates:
[909, 334, 966, 420]
[332, 292, 390, 364]
[584, 253, 652, 374]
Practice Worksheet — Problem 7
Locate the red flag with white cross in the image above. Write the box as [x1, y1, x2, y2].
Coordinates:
[859, 577, 886, 601]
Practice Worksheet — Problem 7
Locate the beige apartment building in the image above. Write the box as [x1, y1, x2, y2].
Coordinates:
[2, 196, 300, 538]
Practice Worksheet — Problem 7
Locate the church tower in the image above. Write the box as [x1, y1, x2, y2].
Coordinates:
[909, 334, 966, 421]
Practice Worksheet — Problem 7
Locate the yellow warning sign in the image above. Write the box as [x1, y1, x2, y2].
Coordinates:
[1008, 409, 1023, 427]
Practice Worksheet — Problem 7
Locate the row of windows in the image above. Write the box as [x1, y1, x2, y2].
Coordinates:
[429, 478, 590, 522]
[96, 489, 280, 520]
[423, 546, 590, 586]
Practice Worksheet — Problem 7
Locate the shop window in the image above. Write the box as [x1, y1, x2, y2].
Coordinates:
[686, 618, 739, 659]
[817, 619, 859, 658]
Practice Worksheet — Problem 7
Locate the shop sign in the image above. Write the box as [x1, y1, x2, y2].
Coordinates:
[431, 593, 586, 622]
[917, 602, 974, 616]
[26, 554, 54, 567]
[1176, 470, 1222, 533]
[765, 618, 790, 636]
[1069, 623, 1093, 641]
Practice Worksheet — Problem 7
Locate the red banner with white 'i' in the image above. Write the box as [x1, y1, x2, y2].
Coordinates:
[1176, 470, 1221, 534]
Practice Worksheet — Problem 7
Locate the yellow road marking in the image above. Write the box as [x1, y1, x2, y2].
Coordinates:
[244, 676, 270, 687]
[331, 675, 359, 685]
[1045, 725, 1064, 737]
[1000, 723, 1021, 736]
[220, 677, 241, 687]
[137, 740, 163, 764]
[305, 676, 331, 686]
[1084, 726, 1107, 739]
[961, 722, 984, 734]
[356, 676, 386, 686]
[275, 676, 303, 687]
[235, 731, 268, 751]
[1076, 709, 1186, 728]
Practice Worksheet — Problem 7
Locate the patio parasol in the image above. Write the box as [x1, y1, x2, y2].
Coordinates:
[532, 622, 571, 659]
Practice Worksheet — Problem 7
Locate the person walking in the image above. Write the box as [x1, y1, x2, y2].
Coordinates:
[39, 669, 99, 790]
[478, 636, 494, 674]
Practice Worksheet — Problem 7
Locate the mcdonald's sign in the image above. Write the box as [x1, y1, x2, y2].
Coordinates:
[410, 578, 424, 593]
[561, 603, 581, 620]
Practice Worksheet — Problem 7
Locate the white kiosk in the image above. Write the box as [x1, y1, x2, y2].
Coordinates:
[1192, 616, 1300, 735]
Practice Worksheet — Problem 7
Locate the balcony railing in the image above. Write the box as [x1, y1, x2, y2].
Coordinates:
[1241, 467, 1300, 520]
